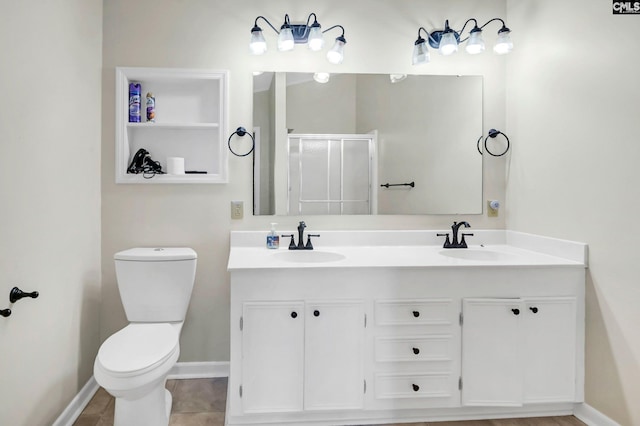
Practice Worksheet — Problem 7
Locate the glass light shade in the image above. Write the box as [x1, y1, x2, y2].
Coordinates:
[389, 74, 407, 83]
[249, 29, 267, 55]
[308, 25, 324, 51]
[494, 29, 513, 54]
[412, 39, 430, 65]
[465, 29, 485, 54]
[278, 26, 295, 51]
[326, 37, 346, 64]
[439, 31, 458, 56]
[313, 72, 330, 83]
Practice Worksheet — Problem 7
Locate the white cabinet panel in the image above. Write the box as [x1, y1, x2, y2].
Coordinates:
[462, 298, 524, 407]
[375, 373, 452, 399]
[375, 299, 454, 326]
[462, 296, 579, 406]
[304, 301, 364, 410]
[375, 335, 454, 362]
[241, 302, 304, 413]
[522, 297, 577, 403]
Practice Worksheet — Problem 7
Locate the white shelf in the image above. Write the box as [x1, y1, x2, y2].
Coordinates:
[115, 67, 229, 184]
[126, 122, 220, 130]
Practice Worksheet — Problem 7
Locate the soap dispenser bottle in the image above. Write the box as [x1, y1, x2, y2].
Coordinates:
[266, 223, 279, 249]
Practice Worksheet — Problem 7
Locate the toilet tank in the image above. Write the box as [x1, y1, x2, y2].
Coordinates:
[114, 248, 197, 323]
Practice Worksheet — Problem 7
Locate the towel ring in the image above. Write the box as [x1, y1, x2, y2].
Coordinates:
[483, 129, 510, 157]
[228, 127, 255, 157]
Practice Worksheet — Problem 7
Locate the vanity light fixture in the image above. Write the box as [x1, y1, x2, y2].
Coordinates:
[249, 13, 347, 64]
[389, 74, 407, 83]
[313, 72, 331, 83]
[412, 18, 512, 65]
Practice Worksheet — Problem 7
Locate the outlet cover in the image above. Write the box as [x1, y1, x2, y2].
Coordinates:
[487, 200, 498, 217]
[231, 201, 243, 220]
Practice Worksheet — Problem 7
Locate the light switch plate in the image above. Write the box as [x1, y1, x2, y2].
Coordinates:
[231, 201, 243, 220]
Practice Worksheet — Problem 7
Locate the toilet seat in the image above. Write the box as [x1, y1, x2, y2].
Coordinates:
[97, 323, 179, 377]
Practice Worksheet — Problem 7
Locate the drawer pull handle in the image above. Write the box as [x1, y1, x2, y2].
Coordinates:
[511, 308, 520, 315]
[412, 384, 420, 392]
[412, 311, 420, 318]
[529, 306, 539, 313]
[290, 311, 297, 319]
[412, 347, 420, 355]
[313, 310, 320, 317]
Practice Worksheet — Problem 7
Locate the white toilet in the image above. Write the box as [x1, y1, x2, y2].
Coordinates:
[94, 247, 197, 426]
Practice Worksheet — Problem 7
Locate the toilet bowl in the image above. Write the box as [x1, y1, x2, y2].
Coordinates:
[94, 247, 197, 426]
[94, 323, 181, 425]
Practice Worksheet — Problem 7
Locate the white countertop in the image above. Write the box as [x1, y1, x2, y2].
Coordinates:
[227, 230, 588, 271]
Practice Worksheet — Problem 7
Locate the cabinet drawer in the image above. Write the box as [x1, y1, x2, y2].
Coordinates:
[375, 373, 452, 399]
[375, 299, 454, 326]
[375, 335, 453, 362]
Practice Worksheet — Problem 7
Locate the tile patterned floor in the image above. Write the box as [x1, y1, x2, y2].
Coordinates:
[73, 378, 586, 426]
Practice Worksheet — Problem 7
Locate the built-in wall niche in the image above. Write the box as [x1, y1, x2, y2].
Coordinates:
[115, 67, 229, 184]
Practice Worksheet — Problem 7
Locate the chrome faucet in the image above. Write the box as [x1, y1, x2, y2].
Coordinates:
[282, 221, 320, 250]
[438, 221, 473, 249]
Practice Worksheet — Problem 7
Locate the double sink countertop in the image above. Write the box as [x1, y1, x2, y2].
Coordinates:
[227, 230, 588, 270]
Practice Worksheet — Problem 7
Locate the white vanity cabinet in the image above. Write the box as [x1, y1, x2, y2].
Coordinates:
[114, 67, 228, 184]
[228, 232, 587, 426]
[461, 296, 577, 407]
[237, 298, 365, 415]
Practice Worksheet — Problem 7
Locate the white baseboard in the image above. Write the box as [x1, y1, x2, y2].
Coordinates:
[574, 403, 621, 426]
[51, 376, 99, 426]
[168, 361, 230, 379]
[52, 361, 229, 426]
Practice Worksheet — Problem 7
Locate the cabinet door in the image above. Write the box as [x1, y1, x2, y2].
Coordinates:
[462, 298, 523, 407]
[522, 297, 577, 403]
[241, 302, 304, 413]
[304, 301, 365, 410]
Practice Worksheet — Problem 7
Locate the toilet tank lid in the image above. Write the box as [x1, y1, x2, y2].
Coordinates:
[114, 247, 197, 261]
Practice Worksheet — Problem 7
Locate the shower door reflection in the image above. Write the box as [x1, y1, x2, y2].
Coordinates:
[287, 133, 377, 215]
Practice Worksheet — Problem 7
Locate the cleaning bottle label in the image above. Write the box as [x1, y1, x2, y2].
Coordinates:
[146, 92, 155, 122]
[129, 83, 141, 123]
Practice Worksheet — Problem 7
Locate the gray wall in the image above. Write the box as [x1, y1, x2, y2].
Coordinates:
[6, 1, 639, 424]
[506, 0, 640, 423]
[101, 0, 508, 365]
[0, 0, 103, 424]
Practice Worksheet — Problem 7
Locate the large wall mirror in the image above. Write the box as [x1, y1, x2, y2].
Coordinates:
[253, 72, 483, 216]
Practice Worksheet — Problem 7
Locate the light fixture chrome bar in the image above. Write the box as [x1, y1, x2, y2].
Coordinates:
[412, 17, 512, 65]
[249, 13, 347, 64]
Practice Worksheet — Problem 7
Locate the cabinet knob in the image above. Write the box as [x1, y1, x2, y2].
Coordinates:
[290, 311, 297, 319]
[412, 310, 420, 318]
[313, 310, 320, 317]
[412, 384, 420, 392]
[529, 307, 539, 314]
[511, 308, 520, 315]
[412, 347, 420, 355]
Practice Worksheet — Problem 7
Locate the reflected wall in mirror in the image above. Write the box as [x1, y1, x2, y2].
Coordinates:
[253, 72, 483, 215]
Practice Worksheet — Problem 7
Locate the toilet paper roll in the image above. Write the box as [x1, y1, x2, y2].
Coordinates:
[167, 157, 185, 175]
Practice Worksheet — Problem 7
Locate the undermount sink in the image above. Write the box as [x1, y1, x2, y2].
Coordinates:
[439, 248, 515, 262]
[272, 250, 346, 263]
